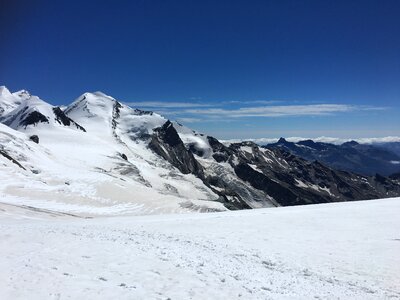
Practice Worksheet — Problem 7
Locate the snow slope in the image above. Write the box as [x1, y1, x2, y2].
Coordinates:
[0, 86, 29, 117]
[0, 198, 399, 299]
[0, 90, 224, 216]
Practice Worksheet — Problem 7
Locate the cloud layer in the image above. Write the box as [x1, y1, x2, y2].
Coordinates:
[124, 101, 213, 108]
[125, 99, 387, 122]
[184, 104, 357, 117]
[222, 136, 400, 145]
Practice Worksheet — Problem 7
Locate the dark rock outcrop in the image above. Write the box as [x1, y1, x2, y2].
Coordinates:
[111, 101, 122, 131]
[53, 107, 86, 132]
[149, 121, 204, 176]
[21, 111, 49, 127]
[234, 162, 301, 206]
[134, 108, 153, 116]
[208, 136, 234, 163]
[0, 149, 26, 170]
[29, 135, 39, 144]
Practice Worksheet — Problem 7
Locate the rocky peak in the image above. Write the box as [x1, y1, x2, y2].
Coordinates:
[278, 137, 288, 143]
[297, 139, 316, 147]
[150, 120, 204, 176]
[158, 120, 182, 147]
[53, 107, 86, 132]
[133, 108, 153, 116]
[342, 140, 359, 147]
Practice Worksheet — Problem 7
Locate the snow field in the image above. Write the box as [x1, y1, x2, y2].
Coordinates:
[0, 198, 399, 299]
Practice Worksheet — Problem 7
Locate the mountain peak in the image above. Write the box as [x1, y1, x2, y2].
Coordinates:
[298, 139, 316, 146]
[92, 91, 114, 98]
[66, 90, 120, 120]
[0, 86, 12, 97]
[79, 91, 115, 101]
[342, 140, 359, 147]
[278, 137, 288, 143]
[0, 86, 25, 117]
[14, 89, 31, 99]
[1, 93, 85, 131]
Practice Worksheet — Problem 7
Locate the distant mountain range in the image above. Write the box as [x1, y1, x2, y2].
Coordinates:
[375, 142, 400, 158]
[264, 138, 400, 176]
[1, 85, 400, 215]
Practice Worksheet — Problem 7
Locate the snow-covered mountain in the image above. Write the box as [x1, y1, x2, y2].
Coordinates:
[2, 96, 86, 132]
[1, 86, 400, 216]
[0, 86, 30, 117]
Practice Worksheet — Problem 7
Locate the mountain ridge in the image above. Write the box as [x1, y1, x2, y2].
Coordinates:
[1, 86, 399, 216]
[265, 137, 400, 176]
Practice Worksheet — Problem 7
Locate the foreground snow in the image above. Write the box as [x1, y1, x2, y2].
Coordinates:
[1, 198, 399, 299]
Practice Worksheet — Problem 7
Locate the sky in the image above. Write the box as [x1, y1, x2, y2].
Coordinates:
[1, 0, 399, 139]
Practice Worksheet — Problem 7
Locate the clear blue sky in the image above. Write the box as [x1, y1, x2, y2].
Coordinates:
[1, 0, 399, 139]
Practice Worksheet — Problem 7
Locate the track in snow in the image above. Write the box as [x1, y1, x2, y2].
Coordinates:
[0, 198, 399, 299]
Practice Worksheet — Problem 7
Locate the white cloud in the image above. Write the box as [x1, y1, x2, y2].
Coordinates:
[355, 136, 400, 144]
[222, 100, 282, 105]
[184, 104, 357, 117]
[124, 101, 214, 108]
[125, 99, 388, 120]
[221, 136, 400, 145]
[176, 117, 203, 123]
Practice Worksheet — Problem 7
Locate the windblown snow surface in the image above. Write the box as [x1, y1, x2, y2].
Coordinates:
[1, 198, 399, 299]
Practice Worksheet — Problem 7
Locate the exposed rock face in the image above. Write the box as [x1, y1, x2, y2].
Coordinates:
[149, 123, 400, 209]
[52, 107, 86, 132]
[29, 135, 39, 144]
[53, 107, 72, 126]
[0, 149, 26, 170]
[207, 136, 233, 162]
[111, 101, 122, 131]
[149, 122, 255, 209]
[21, 111, 49, 127]
[134, 108, 153, 116]
[149, 121, 204, 176]
[228, 142, 400, 206]
[233, 162, 301, 206]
